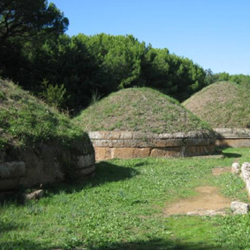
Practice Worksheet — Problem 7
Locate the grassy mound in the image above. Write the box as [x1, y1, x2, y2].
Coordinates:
[0, 79, 87, 149]
[183, 81, 250, 128]
[74, 87, 211, 133]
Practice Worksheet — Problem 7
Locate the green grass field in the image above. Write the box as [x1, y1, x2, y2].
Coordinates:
[1, 148, 250, 250]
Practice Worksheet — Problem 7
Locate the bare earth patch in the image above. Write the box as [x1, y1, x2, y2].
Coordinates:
[212, 166, 232, 176]
[164, 186, 232, 216]
[164, 167, 233, 216]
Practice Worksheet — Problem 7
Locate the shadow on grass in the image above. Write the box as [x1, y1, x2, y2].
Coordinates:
[0, 161, 139, 204]
[45, 161, 139, 195]
[0, 238, 228, 250]
[85, 238, 227, 250]
[0, 240, 45, 250]
[0, 219, 26, 233]
[222, 152, 242, 158]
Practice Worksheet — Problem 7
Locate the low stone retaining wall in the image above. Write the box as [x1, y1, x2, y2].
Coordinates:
[214, 128, 250, 147]
[0, 140, 95, 192]
[89, 131, 215, 161]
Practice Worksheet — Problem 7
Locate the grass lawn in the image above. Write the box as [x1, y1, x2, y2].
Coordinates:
[1, 148, 250, 250]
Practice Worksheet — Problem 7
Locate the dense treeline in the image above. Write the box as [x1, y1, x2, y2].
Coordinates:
[205, 70, 250, 86]
[1, 0, 250, 113]
[28, 33, 209, 110]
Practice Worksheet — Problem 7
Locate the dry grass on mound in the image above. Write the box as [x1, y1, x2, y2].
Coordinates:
[75, 87, 211, 134]
[183, 81, 250, 128]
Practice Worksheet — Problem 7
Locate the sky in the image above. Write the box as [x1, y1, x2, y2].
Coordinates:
[49, 0, 250, 75]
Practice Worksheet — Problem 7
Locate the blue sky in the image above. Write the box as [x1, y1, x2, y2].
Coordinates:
[50, 0, 250, 75]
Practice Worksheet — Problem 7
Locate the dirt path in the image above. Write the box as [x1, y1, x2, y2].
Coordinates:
[164, 167, 232, 216]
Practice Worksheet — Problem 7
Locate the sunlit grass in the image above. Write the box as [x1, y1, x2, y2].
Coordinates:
[1, 148, 250, 249]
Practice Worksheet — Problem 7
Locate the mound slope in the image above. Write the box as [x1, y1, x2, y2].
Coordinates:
[75, 87, 211, 133]
[183, 81, 250, 128]
[0, 79, 95, 191]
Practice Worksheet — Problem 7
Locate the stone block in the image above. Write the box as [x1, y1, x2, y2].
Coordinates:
[184, 145, 215, 156]
[89, 131, 121, 140]
[216, 139, 250, 148]
[232, 162, 241, 174]
[231, 201, 249, 215]
[133, 132, 149, 139]
[120, 132, 133, 139]
[25, 189, 44, 200]
[214, 128, 250, 139]
[88, 131, 102, 139]
[151, 139, 183, 147]
[150, 148, 182, 158]
[106, 131, 121, 140]
[124, 140, 149, 148]
[92, 140, 112, 147]
[158, 133, 174, 139]
[184, 138, 214, 146]
[88, 130, 216, 160]
[0, 178, 20, 191]
[94, 147, 111, 161]
[112, 148, 151, 159]
[0, 161, 26, 179]
[110, 140, 125, 147]
[77, 154, 95, 169]
[76, 165, 95, 177]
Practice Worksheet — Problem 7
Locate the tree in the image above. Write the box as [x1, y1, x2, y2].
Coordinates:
[0, 0, 68, 46]
[0, 0, 69, 89]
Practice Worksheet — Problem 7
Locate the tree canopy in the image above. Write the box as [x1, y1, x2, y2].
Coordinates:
[0, 2, 249, 114]
[0, 0, 68, 45]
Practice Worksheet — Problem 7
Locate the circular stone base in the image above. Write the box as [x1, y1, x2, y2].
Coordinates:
[89, 131, 215, 161]
[214, 128, 250, 147]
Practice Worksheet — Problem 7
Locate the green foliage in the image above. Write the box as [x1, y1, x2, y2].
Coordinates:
[205, 69, 250, 86]
[217, 214, 250, 249]
[0, 0, 68, 45]
[0, 148, 249, 249]
[141, 48, 207, 101]
[90, 89, 102, 105]
[0, 29, 209, 112]
[0, 90, 6, 100]
[0, 0, 69, 104]
[1, 0, 249, 113]
[40, 79, 68, 109]
[0, 79, 84, 149]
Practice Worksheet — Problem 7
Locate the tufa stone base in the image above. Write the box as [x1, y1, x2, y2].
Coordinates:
[0, 138, 95, 192]
[214, 128, 250, 147]
[89, 131, 216, 161]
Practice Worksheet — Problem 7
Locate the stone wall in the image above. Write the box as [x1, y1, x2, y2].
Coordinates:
[0, 139, 95, 192]
[89, 131, 215, 161]
[214, 128, 250, 147]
